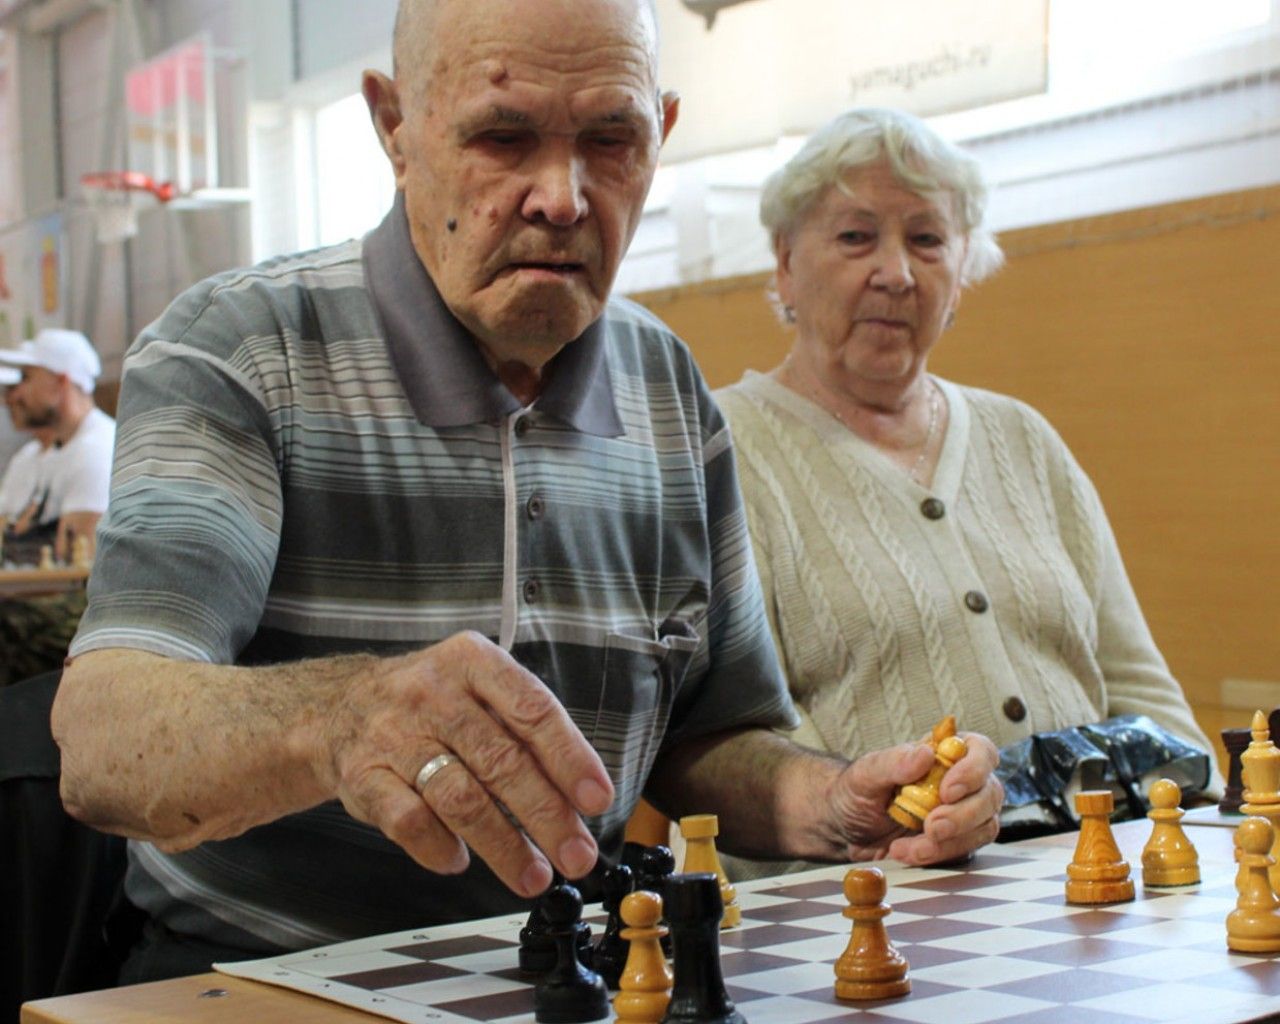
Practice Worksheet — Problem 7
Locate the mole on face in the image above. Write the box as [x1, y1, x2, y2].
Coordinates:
[447, 218, 458, 232]
[484, 60, 509, 85]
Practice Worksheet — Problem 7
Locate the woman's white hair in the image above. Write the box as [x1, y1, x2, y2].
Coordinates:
[760, 107, 1004, 286]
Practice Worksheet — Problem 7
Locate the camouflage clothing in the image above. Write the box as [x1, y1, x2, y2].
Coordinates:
[0, 590, 86, 687]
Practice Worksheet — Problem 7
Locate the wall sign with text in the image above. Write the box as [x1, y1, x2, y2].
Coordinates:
[657, 0, 1049, 162]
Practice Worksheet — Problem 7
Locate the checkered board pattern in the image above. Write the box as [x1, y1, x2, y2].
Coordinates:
[216, 843, 1280, 1024]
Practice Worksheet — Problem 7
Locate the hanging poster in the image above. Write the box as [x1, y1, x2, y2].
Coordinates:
[0, 236, 16, 349]
[28, 213, 65, 334]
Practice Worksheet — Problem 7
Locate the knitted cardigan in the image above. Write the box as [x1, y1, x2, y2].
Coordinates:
[715, 370, 1215, 767]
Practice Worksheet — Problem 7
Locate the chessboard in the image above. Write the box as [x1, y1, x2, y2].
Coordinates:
[216, 833, 1280, 1024]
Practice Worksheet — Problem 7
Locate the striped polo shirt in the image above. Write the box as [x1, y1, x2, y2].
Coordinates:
[70, 194, 796, 952]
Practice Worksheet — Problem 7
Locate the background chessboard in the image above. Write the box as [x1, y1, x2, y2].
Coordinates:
[217, 842, 1280, 1024]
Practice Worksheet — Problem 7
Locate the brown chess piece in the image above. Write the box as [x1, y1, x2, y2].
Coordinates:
[1240, 709, 1280, 894]
[1220, 727, 1251, 814]
[1065, 790, 1135, 905]
[1227, 816, 1280, 953]
[929, 715, 957, 747]
[612, 890, 672, 1024]
[888, 733, 968, 831]
[678, 814, 740, 928]
[834, 867, 910, 1001]
[1141, 778, 1199, 887]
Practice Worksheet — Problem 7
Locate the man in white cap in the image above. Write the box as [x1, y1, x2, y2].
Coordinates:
[0, 328, 116, 564]
[0, 363, 58, 541]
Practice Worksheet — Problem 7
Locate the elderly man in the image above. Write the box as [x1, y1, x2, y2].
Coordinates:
[53, 0, 1002, 982]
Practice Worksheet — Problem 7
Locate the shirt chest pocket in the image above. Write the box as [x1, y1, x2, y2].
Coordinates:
[587, 620, 700, 810]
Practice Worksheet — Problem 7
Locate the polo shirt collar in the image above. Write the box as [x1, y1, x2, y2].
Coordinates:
[363, 192, 623, 437]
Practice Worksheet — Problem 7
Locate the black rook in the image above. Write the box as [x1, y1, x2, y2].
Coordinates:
[660, 872, 745, 1024]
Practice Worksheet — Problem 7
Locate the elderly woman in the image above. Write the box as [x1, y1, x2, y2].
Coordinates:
[715, 108, 1216, 844]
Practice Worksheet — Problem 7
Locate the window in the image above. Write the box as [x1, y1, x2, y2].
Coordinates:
[313, 93, 395, 247]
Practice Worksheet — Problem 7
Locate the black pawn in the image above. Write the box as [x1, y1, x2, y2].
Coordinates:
[638, 844, 676, 956]
[534, 883, 610, 1024]
[591, 863, 634, 989]
[660, 873, 744, 1024]
[519, 890, 555, 974]
[520, 872, 593, 975]
[636, 843, 676, 893]
[621, 840, 646, 872]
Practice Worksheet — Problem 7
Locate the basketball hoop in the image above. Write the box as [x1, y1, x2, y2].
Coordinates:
[80, 171, 176, 244]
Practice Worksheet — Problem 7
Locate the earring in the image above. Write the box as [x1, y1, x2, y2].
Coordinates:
[784, 306, 796, 324]
[945, 310, 956, 329]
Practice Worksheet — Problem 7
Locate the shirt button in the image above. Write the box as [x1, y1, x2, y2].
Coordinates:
[1003, 696, 1028, 722]
[526, 494, 544, 520]
[514, 416, 530, 438]
[920, 497, 945, 520]
[522, 577, 540, 602]
[964, 590, 989, 613]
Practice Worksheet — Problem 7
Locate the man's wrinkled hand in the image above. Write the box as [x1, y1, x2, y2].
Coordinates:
[319, 631, 614, 897]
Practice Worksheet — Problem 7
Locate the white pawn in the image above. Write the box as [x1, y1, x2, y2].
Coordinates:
[1227, 816, 1280, 953]
[834, 867, 910, 1001]
[612, 890, 671, 1024]
[71, 534, 93, 570]
[1141, 778, 1199, 887]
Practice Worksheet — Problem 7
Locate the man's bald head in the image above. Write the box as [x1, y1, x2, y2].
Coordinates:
[392, 0, 659, 107]
[365, 0, 680, 370]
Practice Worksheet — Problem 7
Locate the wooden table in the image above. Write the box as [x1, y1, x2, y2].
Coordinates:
[21, 972, 378, 1023]
[17, 821, 1254, 1024]
[0, 565, 89, 598]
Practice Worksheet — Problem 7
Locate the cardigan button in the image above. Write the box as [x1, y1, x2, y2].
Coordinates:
[920, 497, 945, 520]
[964, 590, 989, 613]
[526, 494, 545, 520]
[522, 578, 541, 602]
[1003, 697, 1028, 722]
[514, 416, 531, 438]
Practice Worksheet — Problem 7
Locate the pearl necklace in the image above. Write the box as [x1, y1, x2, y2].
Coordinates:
[810, 376, 941, 486]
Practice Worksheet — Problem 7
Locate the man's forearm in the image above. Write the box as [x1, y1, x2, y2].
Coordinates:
[645, 728, 852, 861]
[53, 648, 374, 850]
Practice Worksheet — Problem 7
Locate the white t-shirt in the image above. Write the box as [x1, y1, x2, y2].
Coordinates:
[39, 406, 116, 523]
[0, 438, 52, 520]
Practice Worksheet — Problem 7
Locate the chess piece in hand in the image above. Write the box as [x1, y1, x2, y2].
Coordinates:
[888, 731, 969, 832]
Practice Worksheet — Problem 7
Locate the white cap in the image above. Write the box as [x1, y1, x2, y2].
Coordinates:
[0, 328, 102, 393]
[0, 366, 18, 386]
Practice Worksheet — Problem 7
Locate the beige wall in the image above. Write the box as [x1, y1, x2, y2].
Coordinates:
[632, 184, 1280, 714]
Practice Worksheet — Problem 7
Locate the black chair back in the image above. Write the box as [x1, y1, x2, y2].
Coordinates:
[0, 670, 130, 1023]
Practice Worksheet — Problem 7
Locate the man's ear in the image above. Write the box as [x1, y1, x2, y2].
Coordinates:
[363, 70, 408, 184]
[659, 90, 680, 146]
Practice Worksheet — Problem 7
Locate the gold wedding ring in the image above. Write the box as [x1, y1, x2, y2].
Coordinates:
[414, 753, 461, 794]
